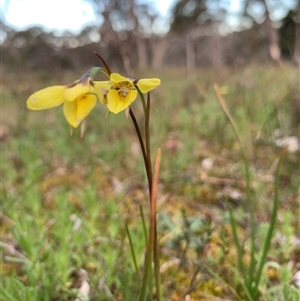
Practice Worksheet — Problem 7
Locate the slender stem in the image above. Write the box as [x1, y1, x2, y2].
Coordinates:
[132, 92, 162, 301]
[137, 189, 156, 301]
[136, 87, 147, 116]
[152, 149, 163, 301]
[129, 108, 148, 180]
[126, 223, 139, 273]
[252, 147, 287, 298]
[214, 85, 248, 278]
[131, 105, 152, 301]
[139, 204, 152, 301]
[145, 92, 153, 198]
[145, 93, 162, 300]
[227, 201, 246, 277]
[139, 204, 148, 244]
[137, 237, 153, 301]
[136, 89, 152, 196]
[215, 84, 259, 294]
[99, 69, 110, 79]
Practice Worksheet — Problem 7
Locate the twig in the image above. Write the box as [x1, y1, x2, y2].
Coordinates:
[0, 241, 30, 261]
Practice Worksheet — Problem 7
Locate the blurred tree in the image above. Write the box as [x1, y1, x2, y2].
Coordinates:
[169, 0, 226, 69]
[279, 9, 298, 61]
[2, 0, 298, 70]
[86, 0, 166, 70]
[170, 0, 208, 33]
[295, 7, 300, 64]
[169, 0, 299, 66]
[290, 0, 300, 66]
[238, 0, 299, 64]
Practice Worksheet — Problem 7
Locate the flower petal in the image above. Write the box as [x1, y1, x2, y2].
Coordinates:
[107, 89, 137, 114]
[63, 101, 77, 128]
[63, 94, 97, 128]
[136, 78, 161, 93]
[76, 94, 97, 124]
[64, 83, 90, 102]
[110, 73, 132, 87]
[93, 81, 111, 104]
[27, 86, 65, 110]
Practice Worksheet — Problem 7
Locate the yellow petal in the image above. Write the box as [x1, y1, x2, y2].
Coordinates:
[107, 89, 137, 114]
[27, 86, 65, 110]
[136, 78, 161, 93]
[63, 101, 77, 128]
[93, 81, 111, 104]
[64, 82, 90, 102]
[110, 73, 132, 87]
[63, 94, 97, 128]
[76, 94, 97, 124]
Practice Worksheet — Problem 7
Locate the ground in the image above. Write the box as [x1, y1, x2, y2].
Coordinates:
[1, 64, 299, 301]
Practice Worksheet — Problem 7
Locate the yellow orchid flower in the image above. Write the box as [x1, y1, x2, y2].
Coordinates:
[106, 73, 160, 114]
[27, 67, 111, 128]
[63, 79, 110, 127]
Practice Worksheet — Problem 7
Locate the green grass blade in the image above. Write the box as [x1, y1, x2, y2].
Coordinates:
[214, 84, 256, 292]
[139, 205, 148, 245]
[126, 223, 139, 274]
[226, 200, 246, 278]
[252, 147, 288, 298]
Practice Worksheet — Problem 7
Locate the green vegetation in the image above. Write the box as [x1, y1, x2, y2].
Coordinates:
[1, 64, 299, 301]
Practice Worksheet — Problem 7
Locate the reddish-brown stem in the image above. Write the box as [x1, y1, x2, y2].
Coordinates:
[93, 51, 113, 75]
[129, 108, 149, 184]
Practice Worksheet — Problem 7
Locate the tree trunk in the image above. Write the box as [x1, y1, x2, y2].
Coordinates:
[186, 34, 196, 71]
[120, 44, 133, 74]
[262, 0, 282, 64]
[136, 37, 148, 68]
[150, 37, 169, 70]
[207, 35, 224, 70]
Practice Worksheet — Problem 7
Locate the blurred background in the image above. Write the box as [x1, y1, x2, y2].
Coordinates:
[1, 0, 299, 72]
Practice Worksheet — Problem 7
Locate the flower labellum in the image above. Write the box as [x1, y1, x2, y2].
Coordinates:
[106, 73, 160, 114]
